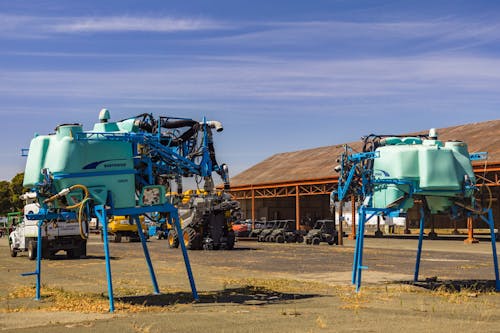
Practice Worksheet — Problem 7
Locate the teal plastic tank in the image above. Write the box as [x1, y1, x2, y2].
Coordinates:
[23, 121, 136, 209]
[372, 137, 475, 213]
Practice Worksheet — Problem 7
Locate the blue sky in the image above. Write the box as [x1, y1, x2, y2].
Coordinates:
[1, 0, 499, 181]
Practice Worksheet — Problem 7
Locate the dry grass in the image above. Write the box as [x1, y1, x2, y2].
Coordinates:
[0, 285, 180, 314]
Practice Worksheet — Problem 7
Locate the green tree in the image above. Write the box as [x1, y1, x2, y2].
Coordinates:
[0, 181, 12, 214]
[10, 173, 26, 211]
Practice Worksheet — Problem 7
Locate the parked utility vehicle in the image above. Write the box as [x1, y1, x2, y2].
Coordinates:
[303, 219, 338, 245]
[9, 192, 87, 260]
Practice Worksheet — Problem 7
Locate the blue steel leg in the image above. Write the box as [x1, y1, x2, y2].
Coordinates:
[172, 211, 199, 301]
[414, 208, 425, 282]
[482, 209, 500, 291]
[21, 219, 44, 300]
[352, 207, 364, 284]
[356, 210, 367, 292]
[95, 205, 114, 312]
[133, 215, 160, 294]
[35, 220, 42, 300]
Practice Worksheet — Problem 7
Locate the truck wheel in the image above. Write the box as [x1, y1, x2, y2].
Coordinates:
[312, 237, 321, 245]
[183, 227, 202, 250]
[28, 240, 37, 260]
[113, 233, 122, 243]
[81, 240, 87, 257]
[9, 240, 17, 257]
[275, 235, 284, 243]
[167, 230, 179, 248]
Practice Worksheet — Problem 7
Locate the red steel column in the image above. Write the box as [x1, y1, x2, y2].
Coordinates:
[251, 187, 255, 227]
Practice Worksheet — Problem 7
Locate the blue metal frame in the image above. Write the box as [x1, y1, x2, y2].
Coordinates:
[353, 205, 500, 292]
[93, 202, 199, 312]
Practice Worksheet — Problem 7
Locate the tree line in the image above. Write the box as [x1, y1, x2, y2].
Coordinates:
[0, 173, 27, 214]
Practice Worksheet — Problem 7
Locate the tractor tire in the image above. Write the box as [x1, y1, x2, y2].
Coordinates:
[312, 237, 321, 245]
[168, 230, 179, 248]
[28, 240, 37, 260]
[183, 227, 202, 250]
[113, 233, 122, 243]
[9, 240, 17, 257]
[275, 235, 284, 243]
[226, 230, 235, 250]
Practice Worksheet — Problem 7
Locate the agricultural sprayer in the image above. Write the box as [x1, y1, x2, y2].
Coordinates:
[20, 109, 237, 311]
[331, 129, 499, 292]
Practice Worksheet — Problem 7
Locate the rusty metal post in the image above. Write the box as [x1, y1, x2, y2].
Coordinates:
[295, 185, 300, 231]
[338, 200, 344, 245]
[348, 195, 356, 240]
[251, 187, 255, 228]
[464, 215, 479, 244]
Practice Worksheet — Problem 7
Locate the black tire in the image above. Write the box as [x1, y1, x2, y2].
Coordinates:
[167, 229, 179, 248]
[312, 237, 321, 245]
[305, 238, 312, 245]
[257, 235, 264, 242]
[296, 235, 304, 243]
[81, 239, 87, 257]
[9, 239, 17, 257]
[183, 227, 202, 250]
[113, 233, 122, 243]
[264, 235, 272, 242]
[28, 240, 37, 260]
[275, 235, 284, 243]
[226, 230, 235, 250]
[67, 247, 81, 259]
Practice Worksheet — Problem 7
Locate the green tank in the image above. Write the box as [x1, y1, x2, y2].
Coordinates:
[23, 117, 136, 209]
[372, 137, 475, 214]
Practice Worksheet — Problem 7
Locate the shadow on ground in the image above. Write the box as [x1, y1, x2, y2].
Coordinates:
[117, 286, 321, 307]
[397, 278, 499, 292]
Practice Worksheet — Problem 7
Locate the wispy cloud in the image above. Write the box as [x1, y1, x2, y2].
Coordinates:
[0, 14, 226, 38]
[52, 16, 225, 33]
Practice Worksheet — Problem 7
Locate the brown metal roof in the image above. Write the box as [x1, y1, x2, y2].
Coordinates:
[231, 119, 500, 187]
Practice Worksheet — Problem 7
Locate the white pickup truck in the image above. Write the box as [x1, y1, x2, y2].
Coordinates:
[9, 192, 87, 260]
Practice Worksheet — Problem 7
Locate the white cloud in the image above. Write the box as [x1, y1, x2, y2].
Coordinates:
[52, 16, 225, 33]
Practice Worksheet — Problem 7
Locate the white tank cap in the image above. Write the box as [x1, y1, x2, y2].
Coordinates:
[428, 128, 438, 139]
[99, 108, 110, 122]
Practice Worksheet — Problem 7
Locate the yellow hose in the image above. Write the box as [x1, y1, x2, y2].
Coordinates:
[44, 184, 91, 239]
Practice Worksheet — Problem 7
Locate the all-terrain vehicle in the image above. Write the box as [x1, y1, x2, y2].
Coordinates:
[258, 220, 280, 242]
[303, 219, 338, 245]
[268, 220, 304, 243]
[248, 221, 267, 238]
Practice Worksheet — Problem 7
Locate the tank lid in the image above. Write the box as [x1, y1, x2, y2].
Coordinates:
[99, 108, 110, 123]
[428, 128, 438, 139]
